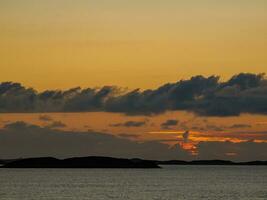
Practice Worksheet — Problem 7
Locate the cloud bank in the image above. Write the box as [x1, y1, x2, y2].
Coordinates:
[0, 121, 189, 160]
[1, 73, 267, 116]
[0, 121, 266, 161]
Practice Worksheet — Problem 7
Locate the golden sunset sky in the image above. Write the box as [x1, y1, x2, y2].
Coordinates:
[1, 0, 267, 90]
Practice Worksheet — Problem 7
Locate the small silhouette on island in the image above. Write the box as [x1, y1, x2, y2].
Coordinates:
[0, 157, 267, 168]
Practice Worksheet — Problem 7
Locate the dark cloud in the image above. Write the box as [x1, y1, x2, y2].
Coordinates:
[232, 130, 267, 135]
[196, 140, 267, 162]
[45, 121, 66, 129]
[161, 119, 179, 129]
[1, 122, 266, 161]
[0, 122, 190, 160]
[190, 122, 252, 132]
[110, 120, 147, 127]
[229, 124, 252, 129]
[0, 82, 36, 112]
[1, 73, 267, 116]
[4, 121, 37, 130]
[39, 115, 53, 122]
[205, 124, 224, 132]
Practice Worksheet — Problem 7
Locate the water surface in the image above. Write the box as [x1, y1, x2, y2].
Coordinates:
[0, 165, 266, 200]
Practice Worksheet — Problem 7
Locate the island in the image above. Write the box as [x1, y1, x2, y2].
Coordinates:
[1, 157, 267, 168]
[1, 156, 160, 168]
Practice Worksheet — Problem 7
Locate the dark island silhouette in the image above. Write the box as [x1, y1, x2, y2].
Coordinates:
[1, 157, 267, 168]
[0, 156, 160, 168]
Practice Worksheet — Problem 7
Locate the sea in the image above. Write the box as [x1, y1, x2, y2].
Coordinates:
[0, 165, 266, 200]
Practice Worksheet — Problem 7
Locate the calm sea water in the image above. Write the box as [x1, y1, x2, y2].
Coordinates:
[0, 165, 266, 200]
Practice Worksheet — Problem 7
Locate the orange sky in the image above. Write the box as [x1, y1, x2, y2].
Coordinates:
[1, 1, 267, 90]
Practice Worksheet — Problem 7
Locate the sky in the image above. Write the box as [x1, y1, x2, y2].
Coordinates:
[1, 0, 267, 89]
[0, 1, 267, 161]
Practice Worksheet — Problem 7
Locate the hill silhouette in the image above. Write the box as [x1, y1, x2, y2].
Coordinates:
[1, 156, 160, 168]
[1, 157, 267, 168]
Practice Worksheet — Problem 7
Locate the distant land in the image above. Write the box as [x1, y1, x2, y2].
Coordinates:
[0, 157, 160, 168]
[1, 157, 267, 168]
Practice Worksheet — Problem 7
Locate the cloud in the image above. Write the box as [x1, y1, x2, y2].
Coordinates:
[1, 73, 267, 116]
[4, 121, 37, 130]
[45, 121, 66, 129]
[0, 121, 190, 160]
[39, 115, 53, 122]
[205, 124, 224, 132]
[161, 119, 179, 129]
[190, 121, 253, 132]
[110, 120, 147, 127]
[229, 124, 252, 129]
[196, 140, 267, 161]
[0, 122, 266, 161]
